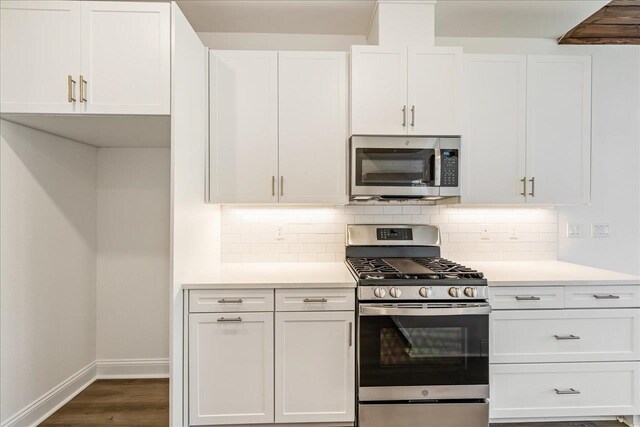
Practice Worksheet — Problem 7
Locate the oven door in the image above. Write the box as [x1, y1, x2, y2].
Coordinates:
[358, 303, 490, 401]
[350, 136, 440, 197]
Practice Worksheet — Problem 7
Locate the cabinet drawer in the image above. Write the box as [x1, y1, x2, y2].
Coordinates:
[565, 285, 640, 308]
[189, 289, 274, 313]
[490, 362, 640, 419]
[491, 309, 640, 363]
[489, 286, 564, 309]
[275, 288, 355, 312]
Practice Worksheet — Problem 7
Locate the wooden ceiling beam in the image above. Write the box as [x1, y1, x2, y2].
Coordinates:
[559, 0, 640, 45]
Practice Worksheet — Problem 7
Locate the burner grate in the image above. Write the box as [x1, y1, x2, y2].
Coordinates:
[347, 256, 484, 280]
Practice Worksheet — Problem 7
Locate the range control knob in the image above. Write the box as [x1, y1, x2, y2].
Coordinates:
[389, 287, 402, 298]
[448, 287, 461, 298]
[373, 288, 386, 298]
[464, 287, 478, 298]
[419, 287, 432, 298]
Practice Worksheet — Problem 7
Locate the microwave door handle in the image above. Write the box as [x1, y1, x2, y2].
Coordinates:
[434, 149, 442, 187]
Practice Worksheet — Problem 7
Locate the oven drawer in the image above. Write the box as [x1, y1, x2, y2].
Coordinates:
[565, 285, 640, 308]
[490, 309, 640, 363]
[490, 362, 640, 419]
[189, 289, 274, 313]
[489, 286, 564, 310]
[275, 288, 354, 312]
[359, 402, 488, 427]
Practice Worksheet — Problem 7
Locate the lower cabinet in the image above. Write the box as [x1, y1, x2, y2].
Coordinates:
[189, 312, 274, 426]
[275, 311, 355, 423]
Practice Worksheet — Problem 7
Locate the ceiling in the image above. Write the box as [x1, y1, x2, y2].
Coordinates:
[177, 0, 609, 39]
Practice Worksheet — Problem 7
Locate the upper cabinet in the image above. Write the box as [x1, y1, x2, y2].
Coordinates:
[463, 54, 591, 205]
[351, 45, 462, 136]
[209, 51, 348, 204]
[0, 1, 170, 115]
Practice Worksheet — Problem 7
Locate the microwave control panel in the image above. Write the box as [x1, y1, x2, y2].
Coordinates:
[441, 150, 459, 187]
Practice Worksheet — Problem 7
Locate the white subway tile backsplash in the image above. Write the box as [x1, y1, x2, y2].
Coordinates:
[219, 205, 558, 263]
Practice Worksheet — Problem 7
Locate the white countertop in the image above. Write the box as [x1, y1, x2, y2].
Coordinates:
[182, 262, 356, 290]
[465, 261, 640, 286]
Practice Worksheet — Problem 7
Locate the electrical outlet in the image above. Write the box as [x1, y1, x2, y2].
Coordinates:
[567, 223, 582, 238]
[275, 225, 285, 240]
[508, 224, 519, 240]
[591, 223, 610, 238]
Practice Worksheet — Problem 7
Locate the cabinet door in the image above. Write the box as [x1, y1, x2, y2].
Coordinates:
[79, 1, 170, 114]
[209, 51, 279, 203]
[0, 1, 81, 113]
[278, 52, 348, 204]
[408, 47, 463, 136]
[275, 311, 355, 423]
[189, 312, 274, 426]
[351, 45, 408, 135]
[462, 55, 527, 204]
[526, 55, 591, 204]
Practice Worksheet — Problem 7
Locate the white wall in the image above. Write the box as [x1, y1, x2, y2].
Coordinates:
[0, 120, 97, 424]
[97, 148, 170, 362]
[197, 31, 366, 51]
[437, 38, 640, 275]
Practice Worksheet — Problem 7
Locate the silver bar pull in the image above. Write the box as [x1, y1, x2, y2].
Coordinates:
[520, 177, 526, 196]
[555, 334, 580, 340]
[79, 75, 87, 102]
[528, 176, 535, 197]
[593, 294, 620, 300]
[515, 296, 541, 301]
[67, 75, 77, 102]
[218, 298, 243, 304]
[303, 297, 328, 303]
[434, 149, 442, 187]
[555, 388, 580, 395]
[348, 322, 353, 347]
[272, 176, 275, 197]
[402, 105, 406, 127]
[217, 317, 242, 322]
[280, 176, 284, 197]
[410, 105, 415, 127]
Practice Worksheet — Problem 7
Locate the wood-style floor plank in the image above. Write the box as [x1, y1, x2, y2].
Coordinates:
[39, 379, 169, 426]
[491, 422, 623, 427]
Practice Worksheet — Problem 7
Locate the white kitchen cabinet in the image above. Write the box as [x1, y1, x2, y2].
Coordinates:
[278, 52, 348, 204]
[209, 51, 279, 203]
[0, 1, 81, 114]
[408, 47, 463, 136]
[526, 55, 591, 205]
[275, 311, 355, 423]
[79, 1, 170, 114]
[351, 45, 462, 136]
[189, 312, 274, 426]
[462, 55, 527, 204]
[0, 1, 170, 115]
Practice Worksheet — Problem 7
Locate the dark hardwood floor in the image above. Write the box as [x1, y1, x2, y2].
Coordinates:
[39, 379, 169, 426]
[39, 378, 624, 427]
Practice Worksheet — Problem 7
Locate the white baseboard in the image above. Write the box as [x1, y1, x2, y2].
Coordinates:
[1, 361, 97, 427]
[96, 358, 170, 379]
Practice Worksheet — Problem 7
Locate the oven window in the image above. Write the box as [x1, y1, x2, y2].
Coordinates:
[359, 315, 489, 387]
[355, 148, 435, 187]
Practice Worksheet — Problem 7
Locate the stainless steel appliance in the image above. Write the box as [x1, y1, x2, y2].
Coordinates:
[345, 224, 489, 427]
[350, 136, 460, 202]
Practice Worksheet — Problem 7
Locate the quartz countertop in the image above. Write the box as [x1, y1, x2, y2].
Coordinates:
[182, 262, 356, 290]
[465, 261, 640, 286]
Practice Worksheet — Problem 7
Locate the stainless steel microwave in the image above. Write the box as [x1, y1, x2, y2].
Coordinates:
[350, 136, 461, 201]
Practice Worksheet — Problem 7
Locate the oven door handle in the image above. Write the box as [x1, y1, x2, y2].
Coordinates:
[359, 304, 492, 316]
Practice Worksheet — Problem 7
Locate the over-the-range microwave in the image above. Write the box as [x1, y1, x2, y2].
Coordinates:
[349, 136, 461, 202]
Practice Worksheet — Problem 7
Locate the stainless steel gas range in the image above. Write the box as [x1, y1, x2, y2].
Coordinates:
[345, 224, 490, 427]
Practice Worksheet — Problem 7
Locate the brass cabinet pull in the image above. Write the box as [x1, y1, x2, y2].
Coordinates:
[520, 177, 526, 196]
[280, 176, 284, 196]
[67, 75, 77, 102]
[411, 105, 415, 127]
[528, 177, 535, 197]
[402, 105, 407, 127]
[79, 75, 87, 102]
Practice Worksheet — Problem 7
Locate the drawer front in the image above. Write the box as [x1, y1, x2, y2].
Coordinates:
[490, 362, 640, 419]
[489, 286, 564, 310]
[491, 309, 640, 363]
[565, 285, 640, 308]
[189, 289, 274, 313]
[276, 288, 355, 312]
